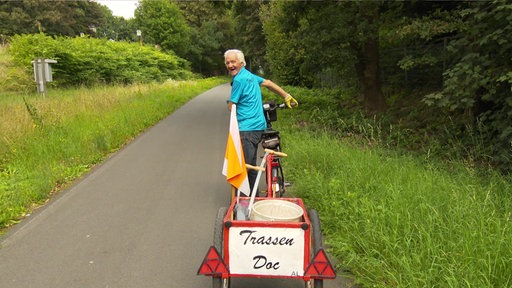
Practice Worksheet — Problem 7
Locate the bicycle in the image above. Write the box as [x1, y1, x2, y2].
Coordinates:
[260, 100, 290, 198]
[237, 100, 291, 200]
[199, 100, 336, 287]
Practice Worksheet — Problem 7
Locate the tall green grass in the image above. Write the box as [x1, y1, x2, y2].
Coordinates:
[0, 78, 226, 230]
[269, 90, 512, 287]
[285, 131, 511, 287]
[3, 79, 511, 287]
[0, 44, 32, 93]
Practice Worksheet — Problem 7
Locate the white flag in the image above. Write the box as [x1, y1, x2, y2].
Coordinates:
[222, 105, 250, 195]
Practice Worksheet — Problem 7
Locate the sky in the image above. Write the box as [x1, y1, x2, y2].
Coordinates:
[97, 0, 139, 19]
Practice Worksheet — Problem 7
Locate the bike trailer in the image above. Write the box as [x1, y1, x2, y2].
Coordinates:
[197, 197, 336, 285]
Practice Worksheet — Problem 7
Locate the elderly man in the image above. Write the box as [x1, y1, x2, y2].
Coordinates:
[224, 49, 298, 195]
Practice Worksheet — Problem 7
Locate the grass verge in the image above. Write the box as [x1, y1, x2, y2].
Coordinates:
[0, 78, 226, 231]
[3, 81, 511, 287]
[269, 89, 512, 287]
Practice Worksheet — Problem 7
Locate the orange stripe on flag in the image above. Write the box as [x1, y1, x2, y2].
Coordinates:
[222, 105, 250, 195]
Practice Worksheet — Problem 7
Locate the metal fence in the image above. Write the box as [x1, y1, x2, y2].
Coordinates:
[380, 37, 453, 91]
[315, 36, 455, 91]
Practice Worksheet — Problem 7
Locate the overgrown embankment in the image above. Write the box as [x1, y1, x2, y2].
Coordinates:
[0, 78, 226, 230]
[268, 88, 512, 288]
[8, 34, 195, 88]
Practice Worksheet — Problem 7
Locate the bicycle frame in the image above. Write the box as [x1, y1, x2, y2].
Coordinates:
[265, 152, 284, 198]
[265, 151, 286, 198]
[237, 101, 288, 200]
[244, 148, 286, 199]
[261, 100, 288, 198]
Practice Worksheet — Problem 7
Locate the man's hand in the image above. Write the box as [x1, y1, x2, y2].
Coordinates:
[285, 95, 298, 108]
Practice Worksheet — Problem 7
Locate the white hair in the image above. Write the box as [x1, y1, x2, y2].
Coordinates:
[224, 49, 246, 66]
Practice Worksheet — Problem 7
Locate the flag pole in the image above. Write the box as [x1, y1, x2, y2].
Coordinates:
[247, 149, 270, 219]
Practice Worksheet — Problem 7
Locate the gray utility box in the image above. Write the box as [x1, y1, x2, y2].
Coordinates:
[32, 58, 57, 96]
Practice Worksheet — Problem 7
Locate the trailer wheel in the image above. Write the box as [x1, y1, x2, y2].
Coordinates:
[307, 209, 324, 288]
[212, 207, 230, 288]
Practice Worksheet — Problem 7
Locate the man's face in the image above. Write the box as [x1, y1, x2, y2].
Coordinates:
[225, 53, 243, 77]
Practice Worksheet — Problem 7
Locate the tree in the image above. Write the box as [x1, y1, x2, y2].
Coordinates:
[0, 0, 105, 37]
[261, 1, 386, 114]
[134, 0, 189, 57]
[95, 8, 138, 42]
[379, 1, 465, 91]
[260, 1, 314, 86]
[424, 1, 512, 167]
[351, 2, 386, 114]
[174, 0, 231, 75]
[231, 0, 266, 73]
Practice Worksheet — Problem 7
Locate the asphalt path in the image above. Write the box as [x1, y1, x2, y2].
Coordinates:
[0, 84, 353, 288]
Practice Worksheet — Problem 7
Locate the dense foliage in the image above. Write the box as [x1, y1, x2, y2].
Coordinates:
[0, 0, 105, 37]
[8, 34, 193, 87]
[231, 1, 266, 72]
[260, 1, 511, 171]
[424, 2, 512, 168]
[0, 0, 510, 168]
[175, 1, 232, 76]
[134, 0, 189, 56]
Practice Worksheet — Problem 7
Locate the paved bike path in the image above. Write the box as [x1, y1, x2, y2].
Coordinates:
[0, 84, 352, 287]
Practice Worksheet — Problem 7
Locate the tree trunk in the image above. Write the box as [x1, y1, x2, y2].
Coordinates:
[361, 37, 386, 115]
[355, 3, 387, 115]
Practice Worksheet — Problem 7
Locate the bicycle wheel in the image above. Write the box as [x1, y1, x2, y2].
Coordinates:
[213, 207, 230, 288]
[307, 209, 323, 288]
[276, 159, 286, 197]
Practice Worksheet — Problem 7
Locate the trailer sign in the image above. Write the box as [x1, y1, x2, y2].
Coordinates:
[228, 226, 305, 277]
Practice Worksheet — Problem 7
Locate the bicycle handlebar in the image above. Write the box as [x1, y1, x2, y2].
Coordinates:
[263, 102, 291, 111]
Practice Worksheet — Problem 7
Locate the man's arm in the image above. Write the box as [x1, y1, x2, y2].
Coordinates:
[261, 79, 298, 108]
[261, 79, 289, 100]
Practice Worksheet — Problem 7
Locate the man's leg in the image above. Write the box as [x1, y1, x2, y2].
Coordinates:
[240, 130, 263, 195]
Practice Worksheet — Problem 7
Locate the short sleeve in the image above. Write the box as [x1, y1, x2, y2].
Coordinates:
[255, 75, 264, 85]
[230, 79, 242, 104]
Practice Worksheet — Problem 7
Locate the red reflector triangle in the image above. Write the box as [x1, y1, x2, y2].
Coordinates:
[304, 249, 336, 279]
[197, 246, 229, 276]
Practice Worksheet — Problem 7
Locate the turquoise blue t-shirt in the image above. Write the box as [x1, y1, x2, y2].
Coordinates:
[230, 67, 267, 131]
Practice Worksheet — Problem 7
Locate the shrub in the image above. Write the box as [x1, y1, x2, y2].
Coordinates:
[8, 33, 194, 87]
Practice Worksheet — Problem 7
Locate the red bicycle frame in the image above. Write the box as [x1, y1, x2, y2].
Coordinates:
[264, 149, 286, 198]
